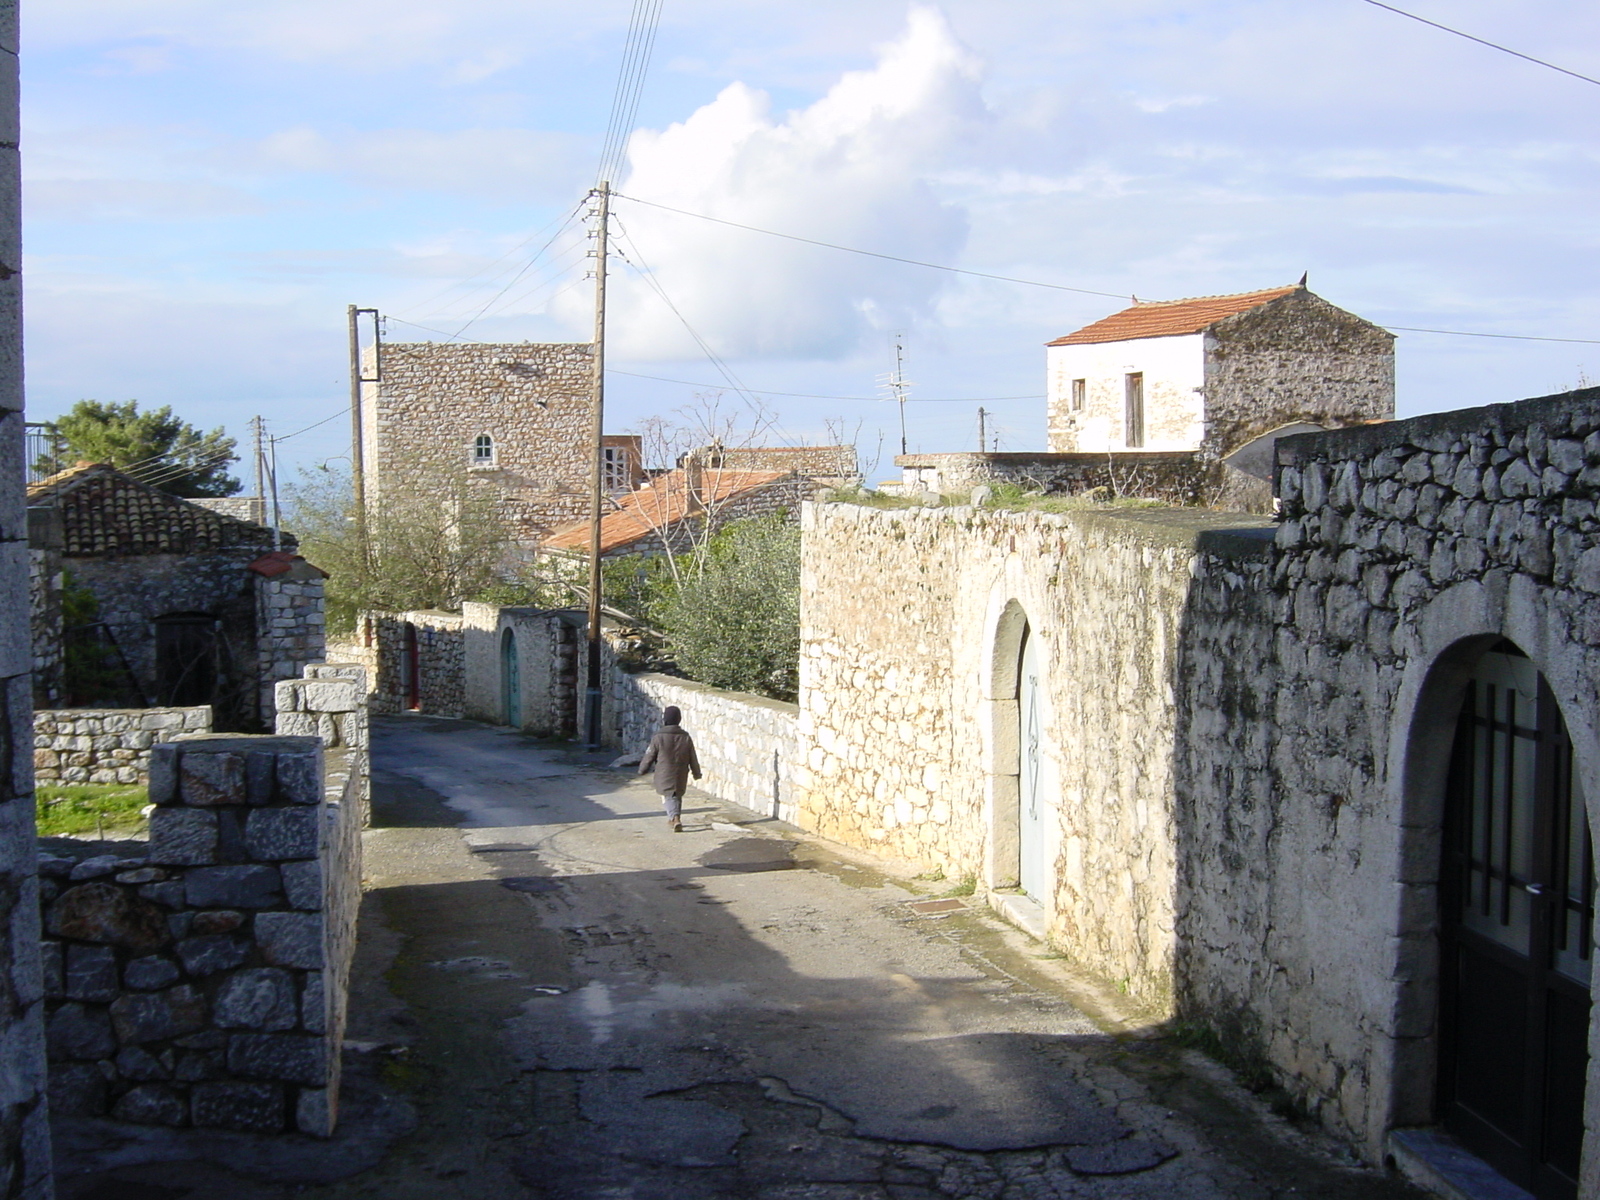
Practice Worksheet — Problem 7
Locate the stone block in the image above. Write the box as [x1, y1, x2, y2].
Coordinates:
[245, 806, 318, 861]
[302, 680, 360, 713]
[184, 864, 282, 909]
[191, 910, 245, 935]
[148, 808, 219, 866]
[175, 1048, 224, 1081]
[245, 750, 276, 805]
[112, 1083, 188, 1127]
[47, 1001, 115, 1060]
[255, 911, 322, 968]
[179, 749, 246, 805]
[282, 860, 321, 910]
[226, 1033, 326, 1086]
[110, 985, 208, 1044]
[114, 1045, 172, 1081]
[175, 935, 250, 977]
[296, 1086, 333, 1137]
[138, 881, 187, 909]
[69, 854, 119, 880]
[215, 969, 298, 1031]
[276, 751, 323, 805]
[115, 868, 167, 885]
[301, 970, 325, 1033]
[48, 1062, 108, 1117]
[47, 882, 171, 953]
[40, 940, 63, 997]
[64, 944, 119, 1002]
[124, 955, 180, 991]
[191, 1081, 287, 1132]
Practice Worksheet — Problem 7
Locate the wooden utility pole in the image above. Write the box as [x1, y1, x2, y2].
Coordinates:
[977, 407, 987, 454]
[251, 415, 267, 526]
[584, 183, 611, 751]
[347, 305, 366, 513]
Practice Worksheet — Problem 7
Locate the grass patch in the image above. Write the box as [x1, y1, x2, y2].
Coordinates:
[1168, 1020, 1278, 1095]
[938, 874, 978, 898]
[36, 783, 149, 838]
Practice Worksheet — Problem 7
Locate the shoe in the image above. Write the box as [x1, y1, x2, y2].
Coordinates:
[671, 821, 683, 833]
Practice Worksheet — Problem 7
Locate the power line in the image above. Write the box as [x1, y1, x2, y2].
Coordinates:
[612, 191, 1135, 300]
[273, 407, 351, 443]
[1382, 324, 1600, 346]
[609, 368, 1044, 402]
[447, 203, 589, 341]
[1357, 0, 1600, 89]
[597, 0, 665, 184]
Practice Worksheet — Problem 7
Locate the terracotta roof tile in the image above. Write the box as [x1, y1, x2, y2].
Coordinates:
[27, 462, 282, 558]
[1047, 285, 1301, 347]
[543, 468, 789, 555]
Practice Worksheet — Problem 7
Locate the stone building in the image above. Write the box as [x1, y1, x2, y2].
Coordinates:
[1045, 282, 1394, 467]
[359, 341, 640, 548]
[27, 463, 326, 730]
[0, 1, 53, 1189]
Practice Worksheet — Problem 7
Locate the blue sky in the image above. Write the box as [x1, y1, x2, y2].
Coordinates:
[23, 0, 1600, 483]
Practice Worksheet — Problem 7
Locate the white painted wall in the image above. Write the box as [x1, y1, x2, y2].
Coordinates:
[1046, 333, 1205, 453]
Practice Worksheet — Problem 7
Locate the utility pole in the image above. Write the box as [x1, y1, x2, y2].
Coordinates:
[251, 416, 267, 527]
[977, 407, 987, 455]
[583, 182, 611, 752]
[879, 336, 912, 456]
[348, 305, 380, 567]
[267, 434, 282, 552]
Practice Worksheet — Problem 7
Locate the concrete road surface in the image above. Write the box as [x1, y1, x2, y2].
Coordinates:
[58, 714, 1425, 1200]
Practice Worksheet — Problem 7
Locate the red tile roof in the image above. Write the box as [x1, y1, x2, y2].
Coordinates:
[543, 468, 789, 555]
[28, 461, 282, 557]
[1047, 285, 1301, 347]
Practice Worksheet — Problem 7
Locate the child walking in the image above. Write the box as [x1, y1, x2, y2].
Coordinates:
[638, 705, 702, 832]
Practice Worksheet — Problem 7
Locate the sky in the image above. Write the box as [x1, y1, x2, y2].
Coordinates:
[22, 0, 1600, 484]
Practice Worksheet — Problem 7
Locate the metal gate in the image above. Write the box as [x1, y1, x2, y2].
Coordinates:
[501, 627, 521, 728]
[1439, 644, 1593, 1199]
[1018, 629, 1049, 900]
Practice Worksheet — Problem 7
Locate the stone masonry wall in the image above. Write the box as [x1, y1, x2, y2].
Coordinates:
[255, 575, 326, 728]
[37, 735, 361, 1138]
[365, 611, 464, 717]
[34, 706, 211, 785]
[894, 452, 1209, 506]
[0, 0, 53, 1184]
[275, 667, 370, 827]
[362, 341, 596, 547]
[613, 673, 800, 824]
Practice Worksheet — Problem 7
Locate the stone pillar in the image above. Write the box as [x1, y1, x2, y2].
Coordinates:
[37, 735, 360, 1136]
[275, 667, 369, 827]
[0, 0, 53, 1188]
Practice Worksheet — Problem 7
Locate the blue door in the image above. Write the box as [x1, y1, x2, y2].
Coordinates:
[501, 628, 521, 727]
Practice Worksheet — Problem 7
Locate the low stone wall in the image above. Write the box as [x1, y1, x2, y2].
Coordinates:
[894, 451, 1210, 505]
[275, 666, 370, 827]
[34, 707, 212, 786]
[38, 734, 361, 1136]
[255, 574, 327, 726]
[364, 611, 464, 717]
[614, 673, 800, 823]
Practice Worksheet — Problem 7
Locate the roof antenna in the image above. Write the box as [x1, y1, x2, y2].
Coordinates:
[1297, 272, 1308, 288]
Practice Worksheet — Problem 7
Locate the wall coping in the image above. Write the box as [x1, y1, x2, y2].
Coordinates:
[629, 672, 800, 718]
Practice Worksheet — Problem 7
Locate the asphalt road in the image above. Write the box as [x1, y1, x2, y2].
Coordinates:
[58, 714, 1426, 1200]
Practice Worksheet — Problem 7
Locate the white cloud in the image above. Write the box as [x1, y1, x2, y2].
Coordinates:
[573, 7, 989, 361]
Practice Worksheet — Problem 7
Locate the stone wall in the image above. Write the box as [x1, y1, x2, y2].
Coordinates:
[255, 574, 326, 727]
[361, 341, 596, 547]
[37, 735, 361, 1137]
[28, 512, 62, 708]
[893, 451, 1209, 506]
[613, 673, 800, 823]
[0, 0, 53, 1184]
[460, 604, 583, 737]
[364, 611, 464, 717]
[34, 706, 211, 785]
[275, 667, 370, 827]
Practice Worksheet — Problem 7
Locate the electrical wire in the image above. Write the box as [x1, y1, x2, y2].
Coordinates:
[597, 0, 664, 184]
[611, 192, 1135, 300]
[272, 407, 351, 443]
[1357, 0, 1600, 89]
[608, 368, 1043, 402]
[446, 204, 590, 340]
[1381, 324, 1600, 346]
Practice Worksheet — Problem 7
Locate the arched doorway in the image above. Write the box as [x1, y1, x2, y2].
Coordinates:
[501, 627, 521, 728]
[1438, 640, 1592, 1199]
[1017, 625, 1049, 901]
[400, 623, 421, 712]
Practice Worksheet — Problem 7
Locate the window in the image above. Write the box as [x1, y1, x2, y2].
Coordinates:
[1124, 372, 1145, 448]
[472, 434, 494, 465]
[1071, 378, 1086, 412]
[603, 445, 631, 492]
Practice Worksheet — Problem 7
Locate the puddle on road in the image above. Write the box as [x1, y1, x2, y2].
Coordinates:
[426, 956, 524, 980]
[542, 979, 751, 1045]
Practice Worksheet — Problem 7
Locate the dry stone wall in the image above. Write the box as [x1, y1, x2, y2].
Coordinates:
[37, 735, 361, 1137]
[894, 452, 1208, 505]
[34, 706, 211, 785]
[255, 575, 326, 726]
[365, 611, 464, 717]
[613, 673, 799, 823]
[275, 666, 370, 827]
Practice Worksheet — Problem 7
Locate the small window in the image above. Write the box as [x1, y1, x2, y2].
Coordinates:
[1071, 378, 1086, 411]
[472, 434, 494, 465]
[603, 446, 631, 492]
[1124, 372, 1145, 448]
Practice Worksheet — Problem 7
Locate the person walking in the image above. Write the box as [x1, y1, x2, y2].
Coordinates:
[638, 705, 701, 832]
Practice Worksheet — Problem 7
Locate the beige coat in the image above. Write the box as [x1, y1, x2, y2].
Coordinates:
[639, 725, 702, 795]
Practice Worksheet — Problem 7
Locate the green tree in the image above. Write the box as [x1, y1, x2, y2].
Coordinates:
[287, 464, 511, 633]
[655, 515, 800, 701]
[43, 400, 241, 497]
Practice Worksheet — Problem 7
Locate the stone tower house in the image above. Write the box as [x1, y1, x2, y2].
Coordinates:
[360, 341, 637, 547]
[1045, 284, 1394, 462]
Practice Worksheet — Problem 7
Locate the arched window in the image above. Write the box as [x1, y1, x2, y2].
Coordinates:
[472, 434, 494, 465]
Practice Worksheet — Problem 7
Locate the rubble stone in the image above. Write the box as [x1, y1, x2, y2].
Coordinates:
[47, 882, 170, 953]
[190, 1081, 286, 1132]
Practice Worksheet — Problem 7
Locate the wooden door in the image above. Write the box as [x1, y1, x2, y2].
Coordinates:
[1439, 644, 1593, 1199]
[501, 628, 521, 727]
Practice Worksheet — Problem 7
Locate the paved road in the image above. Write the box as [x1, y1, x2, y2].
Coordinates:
[59, 715, 1425, 1200]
